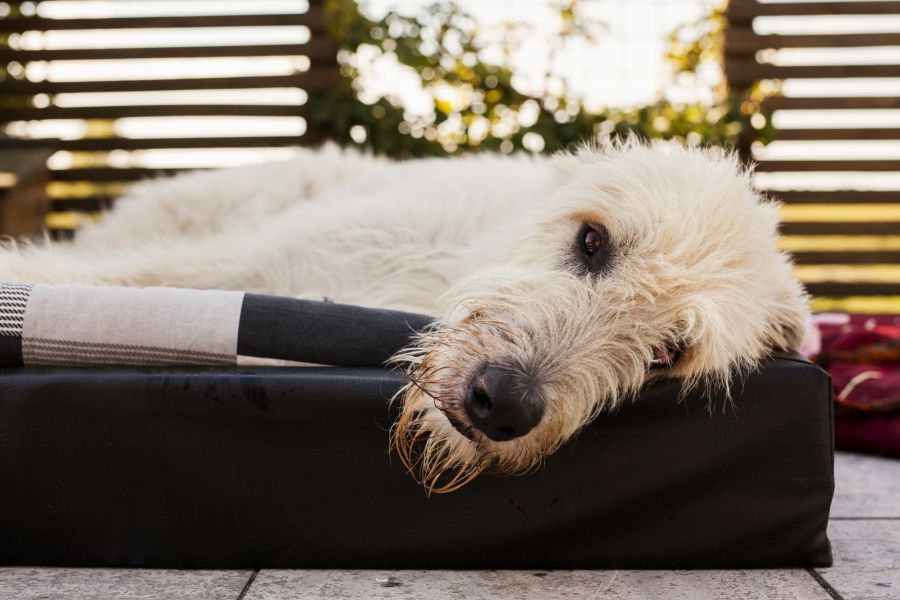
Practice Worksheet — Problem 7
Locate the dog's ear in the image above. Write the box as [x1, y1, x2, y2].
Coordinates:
[748, 270, 810, 350]
[763, 276, 810, 352]
[678, 264, 810, 383]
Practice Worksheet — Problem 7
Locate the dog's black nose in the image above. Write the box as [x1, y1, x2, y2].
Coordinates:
[464, 364, 544, 442]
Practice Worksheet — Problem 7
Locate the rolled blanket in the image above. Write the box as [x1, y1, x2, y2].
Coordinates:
[0, 282, 433, 368]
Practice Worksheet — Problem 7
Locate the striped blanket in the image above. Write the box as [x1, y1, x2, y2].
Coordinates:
[0, 282, 432, 368]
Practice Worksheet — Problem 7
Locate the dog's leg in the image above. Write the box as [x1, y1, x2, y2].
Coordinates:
[0, 240, 103, 286]
[0, 235, 250, 289]
[0, 212, 328, 298]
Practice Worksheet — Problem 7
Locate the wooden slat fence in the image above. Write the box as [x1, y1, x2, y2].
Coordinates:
[726, 0, 900, 302]
[0, 0, 337, 236]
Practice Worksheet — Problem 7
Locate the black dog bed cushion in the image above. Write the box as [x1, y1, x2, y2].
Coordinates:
[0, 284, 834, 568]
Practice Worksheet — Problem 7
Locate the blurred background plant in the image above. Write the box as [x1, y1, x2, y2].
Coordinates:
[0, 3, 30, 111]
[315, 0, 772, 157]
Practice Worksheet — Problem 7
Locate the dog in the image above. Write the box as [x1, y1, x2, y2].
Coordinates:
[0, 138, 809, 492]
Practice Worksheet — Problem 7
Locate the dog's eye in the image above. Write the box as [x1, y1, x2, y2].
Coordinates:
[574, 223, 612, 274]
[582, 227, 603, 255]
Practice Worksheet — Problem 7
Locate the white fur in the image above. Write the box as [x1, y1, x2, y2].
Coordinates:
[0, 139, 809, 492]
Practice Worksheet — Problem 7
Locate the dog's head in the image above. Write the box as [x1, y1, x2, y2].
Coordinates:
[392, 138, 809, 493]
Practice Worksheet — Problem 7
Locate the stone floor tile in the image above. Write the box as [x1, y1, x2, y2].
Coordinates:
[832, 452, 900, 519]
[0, 568, 252, 600]
[817, 519, 900, 600]
[245, 569, 829, 600]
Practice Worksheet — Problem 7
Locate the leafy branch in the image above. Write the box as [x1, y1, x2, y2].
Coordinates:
[313, 0, 773, 158]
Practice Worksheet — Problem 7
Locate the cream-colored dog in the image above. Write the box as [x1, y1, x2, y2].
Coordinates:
[0, 138, 809, 492]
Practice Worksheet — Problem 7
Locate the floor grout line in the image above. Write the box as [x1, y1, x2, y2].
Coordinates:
[236, 569, 260, 600]
[806, 567, 846, 600]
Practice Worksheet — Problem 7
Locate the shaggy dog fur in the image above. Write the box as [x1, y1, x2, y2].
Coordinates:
[0, 139, 809, 492]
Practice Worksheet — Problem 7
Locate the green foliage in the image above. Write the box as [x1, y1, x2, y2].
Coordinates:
[667, 2, 727, 79]
[313, 0, 773, 158]
[0, 4, 32, 111]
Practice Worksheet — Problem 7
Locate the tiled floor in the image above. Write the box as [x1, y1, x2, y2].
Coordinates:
[1, 451, 898, 600]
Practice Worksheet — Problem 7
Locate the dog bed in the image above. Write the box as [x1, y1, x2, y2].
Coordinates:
[0, 283, 834, 568]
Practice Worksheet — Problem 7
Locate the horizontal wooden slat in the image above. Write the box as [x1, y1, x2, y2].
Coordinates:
[772, 190, 900, 204]
[764, 96, 900, 110]
[4, 136, 304, 150]
[803, 281, 900, 296]
[758, 160, 900, 172]
[0, 11, 323, 33]
[2, 104, 309, 119]
[727, 31, 900, 52]
[775, 128, 900, 141]
[729, 1, 900, 21]
[48, 228, 75, 241]
[791, 251, 900, 264]
[0, 41, 334, 62]
[0, 71, 339, 94]
[780, 221, 900, 235]
[728, 62, 900, 84]
[51, 197, 114, 213]
[51, 167, 194, 181]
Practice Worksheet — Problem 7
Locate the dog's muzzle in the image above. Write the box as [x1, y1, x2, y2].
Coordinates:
[463, 364, 544, 442]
